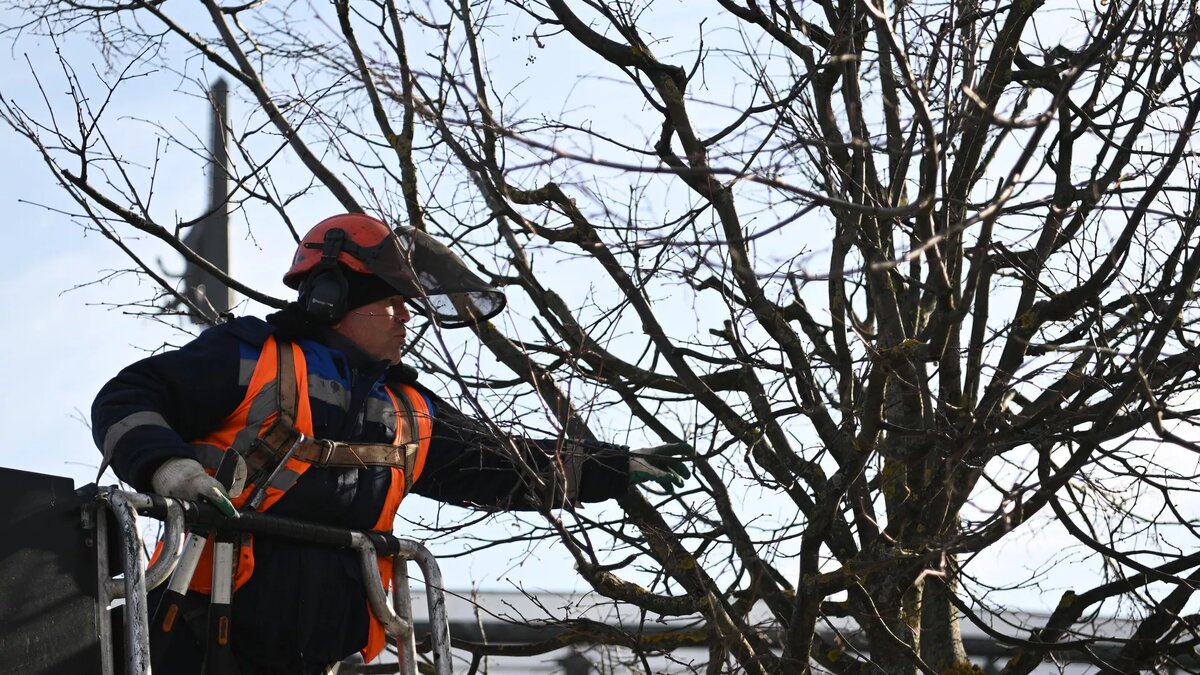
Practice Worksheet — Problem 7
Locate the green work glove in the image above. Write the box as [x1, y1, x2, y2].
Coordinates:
[628, 442, 693, 491]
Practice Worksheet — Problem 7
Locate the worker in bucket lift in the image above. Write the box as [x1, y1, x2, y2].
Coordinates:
[91, 213, 692, 674]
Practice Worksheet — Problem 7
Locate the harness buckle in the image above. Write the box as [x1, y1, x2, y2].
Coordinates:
[317, 439, 337, 465]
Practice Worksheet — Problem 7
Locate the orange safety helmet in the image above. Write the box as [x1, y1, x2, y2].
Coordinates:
[283, 213, 506, 328]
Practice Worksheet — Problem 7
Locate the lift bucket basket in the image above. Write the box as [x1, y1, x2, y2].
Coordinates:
[0, 468, 452, 675]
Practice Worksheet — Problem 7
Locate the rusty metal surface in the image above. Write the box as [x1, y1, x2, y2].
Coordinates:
[353, 531, 414, 643]
[392, 559, 418, 675]
[105, 496, 186, 600]
[96, 490, 452, 674]
[95, 497, 115, 675]
[105, 491, 152, 674]
[395, 539, 452, 675]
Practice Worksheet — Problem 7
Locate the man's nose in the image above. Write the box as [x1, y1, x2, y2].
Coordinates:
[394, 300, 412, 323]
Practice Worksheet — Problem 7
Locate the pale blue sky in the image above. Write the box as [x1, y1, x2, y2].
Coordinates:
[0, 2, 1118, 608]
[0, 5, 649, 594]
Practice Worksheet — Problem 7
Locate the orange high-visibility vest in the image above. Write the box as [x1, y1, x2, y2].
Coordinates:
[169, 335, 432, 662]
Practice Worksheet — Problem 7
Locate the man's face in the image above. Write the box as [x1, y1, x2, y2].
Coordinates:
[331, 295, 412, 364]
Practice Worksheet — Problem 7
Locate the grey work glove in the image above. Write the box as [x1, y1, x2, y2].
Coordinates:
[151, 457, 244, 518]
[628, 442, 693, 491]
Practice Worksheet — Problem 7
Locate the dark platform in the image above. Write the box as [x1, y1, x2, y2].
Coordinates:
[0, 468, 101, 675]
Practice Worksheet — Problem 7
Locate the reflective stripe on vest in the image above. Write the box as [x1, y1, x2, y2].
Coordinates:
[163, 335, 432, 662]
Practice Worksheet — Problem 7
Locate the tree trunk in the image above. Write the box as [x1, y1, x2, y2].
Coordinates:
[921, 570, 971, 672]
[861, 571, 925, 675]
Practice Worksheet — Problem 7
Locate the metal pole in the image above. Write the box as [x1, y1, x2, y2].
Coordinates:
[391, 559, 418, 675]
[396, 540, 451, 675]
[183, 79, 232, 323]
[351, 532, 413, 642]
[106, 491, 152, 674]
[94, 501, 115, 675]
[107, 497, 186, 599]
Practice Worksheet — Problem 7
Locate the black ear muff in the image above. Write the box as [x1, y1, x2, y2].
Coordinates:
[301, 228, 350, 324]
[302, 264, 348, 324]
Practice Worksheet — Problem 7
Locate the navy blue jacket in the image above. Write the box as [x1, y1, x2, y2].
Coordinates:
[91, 313, 629, 663]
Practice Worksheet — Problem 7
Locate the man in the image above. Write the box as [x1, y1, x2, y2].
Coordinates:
[92, 213, 690, 674]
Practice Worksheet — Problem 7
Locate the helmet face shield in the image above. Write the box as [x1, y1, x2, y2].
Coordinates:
[354, 230, 425, 300]
[286, 213, 506, 329]
[363, 227, 506, 329]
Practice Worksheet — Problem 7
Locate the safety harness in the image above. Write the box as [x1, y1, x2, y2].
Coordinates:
[238, 337, 423, 505]
[168, 333, 430, 662]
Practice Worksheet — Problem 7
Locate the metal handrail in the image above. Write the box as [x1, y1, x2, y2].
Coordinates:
[393, 539, 452, 675]
[100, 490, 152, 675]
[93, 488, 451, 675]
[105, 494, 185, 599]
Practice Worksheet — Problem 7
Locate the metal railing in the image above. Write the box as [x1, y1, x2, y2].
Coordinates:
[92, 487, 452, 675]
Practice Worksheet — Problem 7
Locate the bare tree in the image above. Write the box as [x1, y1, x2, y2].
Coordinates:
[6, 0, 1200, 673]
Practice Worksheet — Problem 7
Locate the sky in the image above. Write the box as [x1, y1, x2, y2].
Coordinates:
[0, 5, 633, 594]
[0, 106, 160, 486]
[0, 126, 553, 591]
[0, 1, 1124, 611]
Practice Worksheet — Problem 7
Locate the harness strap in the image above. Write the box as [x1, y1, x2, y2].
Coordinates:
[236, 338, 421, 475]
[254, 419, 420, 469]
[275, 337, 298, 425]
[395, 388, 421, 494]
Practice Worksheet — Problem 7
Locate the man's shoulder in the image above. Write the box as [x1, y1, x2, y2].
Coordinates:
[196, 315, 275, 347]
